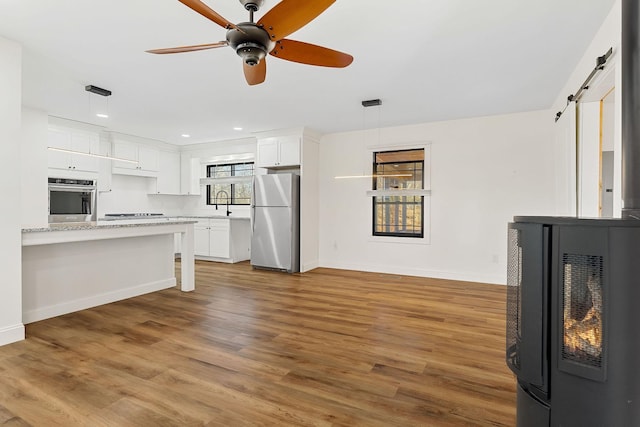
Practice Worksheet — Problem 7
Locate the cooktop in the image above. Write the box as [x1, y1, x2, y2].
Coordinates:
[104, 213, 164, 217]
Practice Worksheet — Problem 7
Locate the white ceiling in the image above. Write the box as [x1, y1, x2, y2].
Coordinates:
[0, 0, 616, 145]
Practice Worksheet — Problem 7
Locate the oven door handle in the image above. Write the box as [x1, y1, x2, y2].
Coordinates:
[48, 184, 96, 192]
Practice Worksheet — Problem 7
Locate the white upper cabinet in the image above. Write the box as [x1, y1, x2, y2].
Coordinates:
[48, 127, 100, 174]
[112, 141, 137, 171]
[180, 153, 201, 196]
[278, 136, 301, 166]
[153, 150, 181, 195]
[257, 138, 279, 167]
[257, 136, 300, 168]
[112, 139, 159, 177]
[138, 145, 159, 172]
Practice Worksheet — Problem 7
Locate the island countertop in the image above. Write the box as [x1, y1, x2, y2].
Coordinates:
[22, 219, 197, 233]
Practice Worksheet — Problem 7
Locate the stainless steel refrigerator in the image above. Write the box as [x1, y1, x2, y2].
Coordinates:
[251, 173, 300, 273]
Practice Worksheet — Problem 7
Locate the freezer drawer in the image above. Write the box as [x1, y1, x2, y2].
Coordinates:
[251, 207, 295, 271]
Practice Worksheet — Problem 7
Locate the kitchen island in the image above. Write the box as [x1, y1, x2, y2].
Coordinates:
[22, 220, 195, 324]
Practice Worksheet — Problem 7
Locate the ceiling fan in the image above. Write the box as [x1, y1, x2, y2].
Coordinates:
[147, 0, 354, 85]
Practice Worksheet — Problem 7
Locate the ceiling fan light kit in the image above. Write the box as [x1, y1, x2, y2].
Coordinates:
[227, 23, 275, 66]
[147, 0, 353, 85]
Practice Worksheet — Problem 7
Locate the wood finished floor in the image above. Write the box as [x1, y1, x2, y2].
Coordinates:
[0, 261, 516, 426]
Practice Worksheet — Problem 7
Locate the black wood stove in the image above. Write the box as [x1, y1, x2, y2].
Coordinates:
[507, 217, 640, 426]
[506, 1, 640, 425]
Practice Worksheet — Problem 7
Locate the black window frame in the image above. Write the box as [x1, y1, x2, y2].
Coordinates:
[205, 162, 254, 206]
[372, 149, 425, 238]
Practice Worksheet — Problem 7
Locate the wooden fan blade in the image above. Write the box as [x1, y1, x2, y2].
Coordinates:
[178, 0, 237, 29]
[269, 39, 353, 67]
[146, 41, 228, 54]
[257, 0, 335, 42]
[243, 60, 267, 85]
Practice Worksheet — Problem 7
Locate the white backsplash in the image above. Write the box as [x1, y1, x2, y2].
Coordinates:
[98, 175, 183, 216]
[97, 174, 250, 218]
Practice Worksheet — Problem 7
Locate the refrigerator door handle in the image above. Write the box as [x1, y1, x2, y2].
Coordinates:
[250, 205, 255, 234]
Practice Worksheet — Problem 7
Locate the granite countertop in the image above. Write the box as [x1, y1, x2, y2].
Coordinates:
[98, 215, 250, 221]
[23, 215, 251, 233]
[177, 215, 250, 220]
[22, 219, 197, 233]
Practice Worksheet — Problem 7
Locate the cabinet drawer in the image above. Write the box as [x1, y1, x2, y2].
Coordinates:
[194, 219, 210, 227]
[209, 218, 230, 229]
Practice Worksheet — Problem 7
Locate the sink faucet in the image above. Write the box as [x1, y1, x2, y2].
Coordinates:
[214, 189, 232, 216]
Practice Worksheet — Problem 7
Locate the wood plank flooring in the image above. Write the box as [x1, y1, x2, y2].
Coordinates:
[0, 261, 516, 426]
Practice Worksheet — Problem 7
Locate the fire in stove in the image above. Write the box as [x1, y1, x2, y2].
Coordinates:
[562, 257, 603, 364]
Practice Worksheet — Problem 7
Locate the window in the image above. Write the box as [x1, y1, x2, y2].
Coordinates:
[206, 162, 254, 206]
[372, 149, 424, 238]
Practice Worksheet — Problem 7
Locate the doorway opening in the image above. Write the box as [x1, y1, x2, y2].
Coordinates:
[600, 88, 615, 217]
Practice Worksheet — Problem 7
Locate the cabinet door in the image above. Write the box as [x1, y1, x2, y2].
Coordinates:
[47, 128, 73, 170]
[180, 153, 201, 195]
[277, 136, 300, 167]
[156, 151, 180, 194]
[257, 138, 279, 168]
[209, 221, 230, 258]
[194, 223, 211, 256]
[138, 146, 159, 172]
[97, 138, 113, 192]
[70, 133, 99, 172]
[112, 141, 138, 170]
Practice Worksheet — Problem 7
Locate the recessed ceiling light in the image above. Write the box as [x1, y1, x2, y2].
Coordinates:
[95, 113, 109, 118]
[233, 127, 243, 131]
[181, 134, 191, 138]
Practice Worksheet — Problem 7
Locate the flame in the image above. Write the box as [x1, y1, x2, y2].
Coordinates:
[564, 306, 602, 358]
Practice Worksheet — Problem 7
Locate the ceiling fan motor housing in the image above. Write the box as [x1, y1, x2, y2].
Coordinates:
[227, 22, 275, 66]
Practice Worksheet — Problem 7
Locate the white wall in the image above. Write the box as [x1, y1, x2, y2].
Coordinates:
[21, 107, 48, 228]
[319, 110, 555, 284]
[300, 132, 320, 272]
[0, 36, 25, 345]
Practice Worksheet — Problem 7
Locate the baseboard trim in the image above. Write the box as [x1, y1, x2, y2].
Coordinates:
[23, 278, 176, 324]
[318, 260, 505, 285]
[0, 323, 25, 346]
[301, 260, 320, 273]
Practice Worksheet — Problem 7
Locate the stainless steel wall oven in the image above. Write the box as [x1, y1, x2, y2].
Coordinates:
[48, 177, 97, 223]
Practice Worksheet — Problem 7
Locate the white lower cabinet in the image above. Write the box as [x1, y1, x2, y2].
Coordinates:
[191, 218, 250, 263]
[209, 221, 230, 258]
[194, 220, 212, 256]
